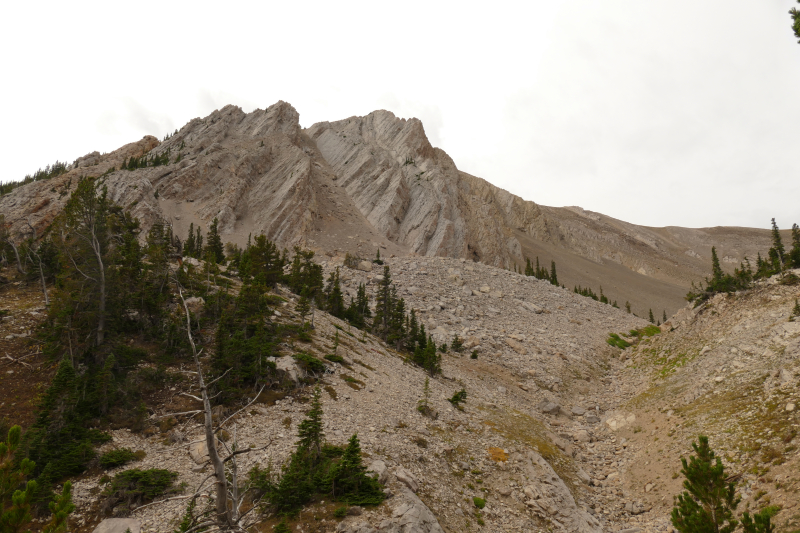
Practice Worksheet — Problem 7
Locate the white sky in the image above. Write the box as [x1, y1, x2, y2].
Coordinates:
[2, 0, 800, 230]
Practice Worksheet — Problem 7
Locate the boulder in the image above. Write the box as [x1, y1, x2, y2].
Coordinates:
[574, 430, 591, 443]
[505, 338, 528, 355]
[189, 441, 209, 464]
[521, 301, 543, 314]
[367, 460, 389, 484]
[571, 406, 586, 416]
[479, 285, 491, 293]
[184, 297, 205, 314]
[358, 261, 373, 272]
[538, 401, 561, 415]
[378, 487, 445, 533]
[92, 519, 141, 533]
[395, 467, 419, 492]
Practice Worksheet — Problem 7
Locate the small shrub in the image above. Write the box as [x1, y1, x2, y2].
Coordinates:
[448, 388, 468, 409]
[294, 352, 326, 374]
[333, 506, 348, 518]
[102, 468, 180, 515]
[100, 448, 137, 469]
[274, 518, 291, 533]
[473, 497, 486, 509]
[411, 436, 428, 448]
[450, 335, 464, 353]
[470, 350, 478, 359]
[298, 329, 312, 342]
[324, 354, 344, 364]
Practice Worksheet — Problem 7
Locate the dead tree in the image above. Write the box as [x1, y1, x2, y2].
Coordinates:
[171, 282, 271, 532]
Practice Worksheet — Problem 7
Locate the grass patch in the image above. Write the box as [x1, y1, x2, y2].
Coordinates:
[354, 359, 375, 371]
[607, 333, 631, 349]
[340, 374, 365, 390]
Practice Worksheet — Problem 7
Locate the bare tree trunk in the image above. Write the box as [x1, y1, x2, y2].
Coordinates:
[92, 233, 106, 346]
[178, 287, 231, 527]
[9, 241, 24, 275]
[37, 256, 49, 307]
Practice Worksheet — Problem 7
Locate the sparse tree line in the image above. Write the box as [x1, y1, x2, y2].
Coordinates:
[687, 219, 800, 305]
[0, 176, 450, 529]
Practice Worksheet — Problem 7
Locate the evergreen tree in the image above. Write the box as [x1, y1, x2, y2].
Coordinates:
[625, 301, 631, 314]
[524, 257, 534, 277]
[671, 436, 740, 533]
[296, 292, 311, 328]
[741, 510, 776, 533]
[184, 223, 195, 257]
[205, 217, 225, 264]
[324, 268, 346, 319]
[789, 223, 800, 268]
[663, 310, 668, 323]
[711, 246, 723, 284]
[550, 260, 558, 286]
[649, 309, 655, 324]
[273, 518, 291, 533]
[372, 266, 393, 340]
[296, 387, 325, 466]
[769, 218, 785, 272]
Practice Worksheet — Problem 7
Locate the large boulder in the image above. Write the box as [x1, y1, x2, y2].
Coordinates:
[92, 519, 141, 533]
[394, 467, 419, 493]
[368, 460, 389, 484]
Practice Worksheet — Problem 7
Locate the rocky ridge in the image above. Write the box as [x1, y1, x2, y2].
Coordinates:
[0, 101, 784, 316]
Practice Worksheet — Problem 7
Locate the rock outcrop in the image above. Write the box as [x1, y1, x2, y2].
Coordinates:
[0, 101, 780, 315]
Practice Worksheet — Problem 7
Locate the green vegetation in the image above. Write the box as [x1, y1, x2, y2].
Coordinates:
[448, 388, 468, 409]
[102, 468, 180, 514]
[99, 448, 137, 469]
[688, 219, 800, 304]
[1, 159, 69, 197]
[671, 435, 774, 533]
[472, 496, 486, 509]
[249, 388, 384, 515]
[607, 333, 632, 349]
[1, 424, 75, 530]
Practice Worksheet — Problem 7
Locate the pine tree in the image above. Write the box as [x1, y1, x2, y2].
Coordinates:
[273, 518, 291, 533]
[205, 217, 225, 264]
[663, 310, 668, 323]
[741, 510, 776, 533]
[550, 260, 558, 286]
[296, 387, 324, 466]
[625, 301, 631, 314]
[769, 218, 785, 272]
[711, 246, 723, 282]
[296, 292, 311, 328]
[184, 223, 195, 257]
[524, 257, 533, 277]
[372, 266, 393, 340]
[195, 226, 203, 257]
[324, 268, 345, 319]
[789, 223, 800, 268]
[671, 436, 739, 533]
[649, 309, 655, 324]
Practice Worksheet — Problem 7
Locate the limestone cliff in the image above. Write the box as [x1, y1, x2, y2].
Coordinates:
[0, 101, 779, 315]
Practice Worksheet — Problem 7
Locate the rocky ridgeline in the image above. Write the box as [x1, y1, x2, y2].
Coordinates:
[0, 100, 780, 316]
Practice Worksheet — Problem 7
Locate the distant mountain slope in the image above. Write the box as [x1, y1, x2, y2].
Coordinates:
[0, 101, 779, 315]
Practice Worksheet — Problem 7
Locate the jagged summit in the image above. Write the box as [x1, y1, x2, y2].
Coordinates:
[0, 101, 778, 315]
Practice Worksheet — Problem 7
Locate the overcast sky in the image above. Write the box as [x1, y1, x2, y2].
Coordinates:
[3, 0, 800, 229]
